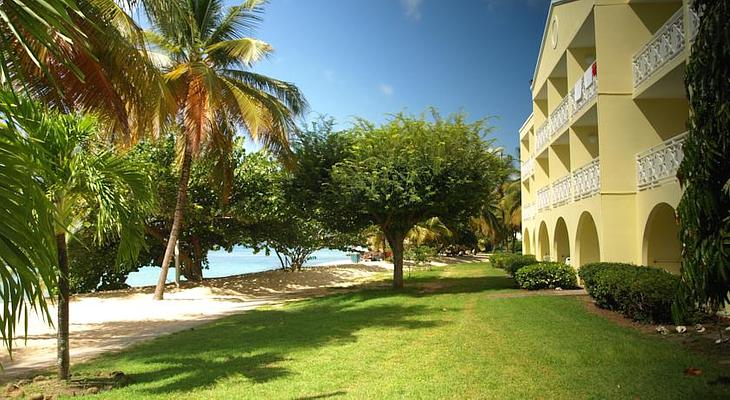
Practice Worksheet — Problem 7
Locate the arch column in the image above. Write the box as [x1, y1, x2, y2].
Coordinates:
[575, 212, 600, 267]
[553, 218, 570, 264]
[537, 221, 551, 261]
[642, 203, 681, 273]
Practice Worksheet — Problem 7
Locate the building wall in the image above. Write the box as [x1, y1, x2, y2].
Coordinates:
[520, 0, 693, 273]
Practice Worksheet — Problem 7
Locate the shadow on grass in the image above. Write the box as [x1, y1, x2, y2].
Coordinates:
[361, 274, 518, 298]
[86, 271, 516, 395]
[105, 299, 444, 395]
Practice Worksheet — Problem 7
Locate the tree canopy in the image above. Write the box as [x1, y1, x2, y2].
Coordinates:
[293, 112, 509, 288]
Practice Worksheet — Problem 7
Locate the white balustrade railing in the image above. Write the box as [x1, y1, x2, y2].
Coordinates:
[537, 187, 551, 211]
[632, 9, 685, 89]
[570, 63, 597, 117]
[573, 158, 601, 201]
[636, 133, 687, 190]
[535, 123, 550, 154]
[523, 202, 536, 221]
[527, 159, 600, 219]
[521, 157, 534, 181]
[551, 175, 572, 207]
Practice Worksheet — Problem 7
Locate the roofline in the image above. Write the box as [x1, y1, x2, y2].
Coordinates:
[519, 113, 534, 134]
[530, 0, 577, 92]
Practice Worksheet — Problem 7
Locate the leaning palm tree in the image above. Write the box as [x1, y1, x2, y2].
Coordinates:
[5, 92, 154, 380]
[145, 0, 307, 300]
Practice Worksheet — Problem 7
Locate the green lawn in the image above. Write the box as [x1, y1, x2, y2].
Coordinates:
[69, 263, 728, 399]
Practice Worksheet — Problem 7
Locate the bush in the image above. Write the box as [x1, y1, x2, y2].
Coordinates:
[489, 252, 511, 269]
[504, 254, 537, 276]
[578, 263, 680, 323]
[515, 262, 578, 290]
[68, 235, 136, 293]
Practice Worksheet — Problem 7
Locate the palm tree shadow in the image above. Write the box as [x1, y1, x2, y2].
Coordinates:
[102, 300, 443, 395]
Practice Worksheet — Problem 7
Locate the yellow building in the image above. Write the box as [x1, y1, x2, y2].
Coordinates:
[520, 0, 699, 273]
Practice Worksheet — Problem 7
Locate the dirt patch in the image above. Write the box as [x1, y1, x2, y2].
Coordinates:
[1, 371, 130, 399]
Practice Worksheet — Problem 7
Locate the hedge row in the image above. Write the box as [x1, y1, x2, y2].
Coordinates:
[490, 253, 537, 276]
[578, 263, 679, 323]
[515, 262, 578, 290]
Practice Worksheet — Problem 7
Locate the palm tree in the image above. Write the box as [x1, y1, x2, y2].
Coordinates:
[5, 92, 154, 380]
[145, 0, 307, 300]
[472, 178, 521, 251]
[0, 95, 58, 358]
[1, 0, 171, 140]
[0, 0, 164, 360]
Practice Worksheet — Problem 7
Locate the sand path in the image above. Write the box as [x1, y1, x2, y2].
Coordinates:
[0, 263, 390, 381]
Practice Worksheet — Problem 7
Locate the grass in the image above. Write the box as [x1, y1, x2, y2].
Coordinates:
[60, 263, 727, 399]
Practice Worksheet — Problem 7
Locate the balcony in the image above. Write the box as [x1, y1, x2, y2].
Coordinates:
[570, 64, 597, 118]
[523, 202, 536, 221]
[531, 158, 600, 217]
[632, 9, 685, 90]
[551, 175, 572, 207]
[573, 158, 601, 201]
[636, 133, 686, 191]
[537, 187, 551, 212]
[521, 157, 535, 181]
[534, 63, 597, 155]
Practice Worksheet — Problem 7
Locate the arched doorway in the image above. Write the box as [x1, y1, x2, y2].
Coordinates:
[537, 221, 550, 261]
[576, 212, 600, 267]
[643, 203, 681, 273]
[523, 228, 532, 254]
[553, 218, 570, 264]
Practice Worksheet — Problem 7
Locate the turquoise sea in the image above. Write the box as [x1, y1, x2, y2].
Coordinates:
[125, 246, 351, 287]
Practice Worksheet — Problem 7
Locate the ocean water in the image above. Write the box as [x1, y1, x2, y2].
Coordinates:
[125, 246, 352, 287]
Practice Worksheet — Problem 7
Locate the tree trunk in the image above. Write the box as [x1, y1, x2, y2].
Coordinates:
[153, 146, 192, 300]
[174, 240, 181, 287]
[56, 233, 70, 381]
[384, 230, 405, 289]
[190, 236, 203, 281]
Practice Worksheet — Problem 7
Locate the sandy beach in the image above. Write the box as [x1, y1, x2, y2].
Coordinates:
[0, 262, 391, 381]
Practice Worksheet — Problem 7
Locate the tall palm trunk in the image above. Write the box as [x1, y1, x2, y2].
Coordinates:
[153, 145, 192, 300]
[56, 233, 70, 380]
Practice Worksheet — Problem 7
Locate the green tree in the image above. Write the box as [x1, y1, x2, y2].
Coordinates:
[296, 112, 504, 288]
[232, 152, 361, 271]
[8, 94, 154, 380]
[0, 0, 163, 358]
[472, 167, 521, 252]
[145, 0, 307, 300]
[674, 0, 730, 320]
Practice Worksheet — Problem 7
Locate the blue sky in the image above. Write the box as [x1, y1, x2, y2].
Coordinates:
[249, 0, 551, 155]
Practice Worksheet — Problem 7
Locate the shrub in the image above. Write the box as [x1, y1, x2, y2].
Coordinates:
[488, 252, 511, 269]
[504, 254, 537, 276]
[68, 234, 136, 293]
[578, 263, 680, 323]
[515, 262, 577, 290]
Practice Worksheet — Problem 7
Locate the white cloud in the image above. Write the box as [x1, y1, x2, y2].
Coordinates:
[401, 0, 423, 20]
[378, 83, 394, 96]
